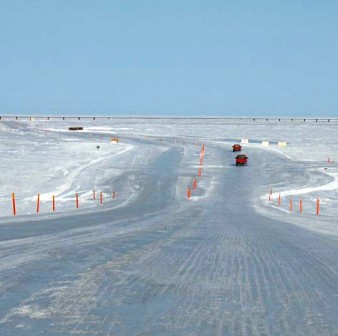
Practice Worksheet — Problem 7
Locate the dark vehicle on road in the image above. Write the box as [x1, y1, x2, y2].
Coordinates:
[232, 144, 242, 152]
[236, 154, 248, 166]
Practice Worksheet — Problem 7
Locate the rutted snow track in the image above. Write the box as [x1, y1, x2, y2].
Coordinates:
[0, 129, 337, 335]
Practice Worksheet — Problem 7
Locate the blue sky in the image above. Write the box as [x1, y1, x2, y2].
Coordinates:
[1, 0, 338, 116]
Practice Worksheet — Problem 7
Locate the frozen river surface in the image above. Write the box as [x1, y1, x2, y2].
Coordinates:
[0, 118, 337, 335]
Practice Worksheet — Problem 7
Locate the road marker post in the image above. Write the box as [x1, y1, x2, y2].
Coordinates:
[193, 179, 197, 189]
[100, 192, 103, 204]
[12, 193, 16, 216]
[187, 188, 191, 199]
[76, 193, 79, 208]
[52, 195, 55, 212]
[300, 199, 303, 213]
[37, 193, 40, 213]
[278, 193, 281, 206]
[289, 198, 293, 212]
[316, 198, 320, 215]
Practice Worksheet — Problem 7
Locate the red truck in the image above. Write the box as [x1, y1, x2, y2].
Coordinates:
[232, 144, 242, 152]
[236, 154, 248, 166]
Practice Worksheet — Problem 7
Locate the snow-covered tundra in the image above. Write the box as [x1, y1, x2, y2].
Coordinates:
[0, 117, 337, 335]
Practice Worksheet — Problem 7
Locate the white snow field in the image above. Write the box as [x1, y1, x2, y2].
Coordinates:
[0, 117, 337, 335]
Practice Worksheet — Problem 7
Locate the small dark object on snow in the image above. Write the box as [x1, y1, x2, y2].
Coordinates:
[68, 127, 83, 131]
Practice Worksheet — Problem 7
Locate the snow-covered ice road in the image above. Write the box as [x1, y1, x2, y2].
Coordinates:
[0, 130, 337, 335]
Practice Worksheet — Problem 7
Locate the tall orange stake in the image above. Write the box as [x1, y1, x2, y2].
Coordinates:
[193, 179, 197, 189]
[100, 192, 103, 204]
[278, 193, 281, 206]
[37, 193, 40, 213]
[289, 198, 293, 212]
[52, 195, 55, 211]
[12, 193, 16, 216]
[299, 199, 303, 213]
[187, 188, 191, 199]
[76, 193, 79, 208]
[198, 168, 202, 177]
[316, 198, 320, 215]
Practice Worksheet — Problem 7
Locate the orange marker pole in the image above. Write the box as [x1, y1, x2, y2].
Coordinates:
[187, 188, 191, 199]
[193, 179, 197, 189]
[12, 193, 16, 216]
[300, 198, 303, 213]
[76, 193, 79, 208]
[52, 195, 55, 211]
[100, 192, 103, 204]
[316, 198, 320, 215]
[289, 198, 293, 212]
[37, 193, 40, 213]
[278, 193, 281, 206]
[198, 168, 202, 177]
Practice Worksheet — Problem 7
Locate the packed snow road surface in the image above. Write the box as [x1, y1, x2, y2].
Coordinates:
[0, 119, 337, 335]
